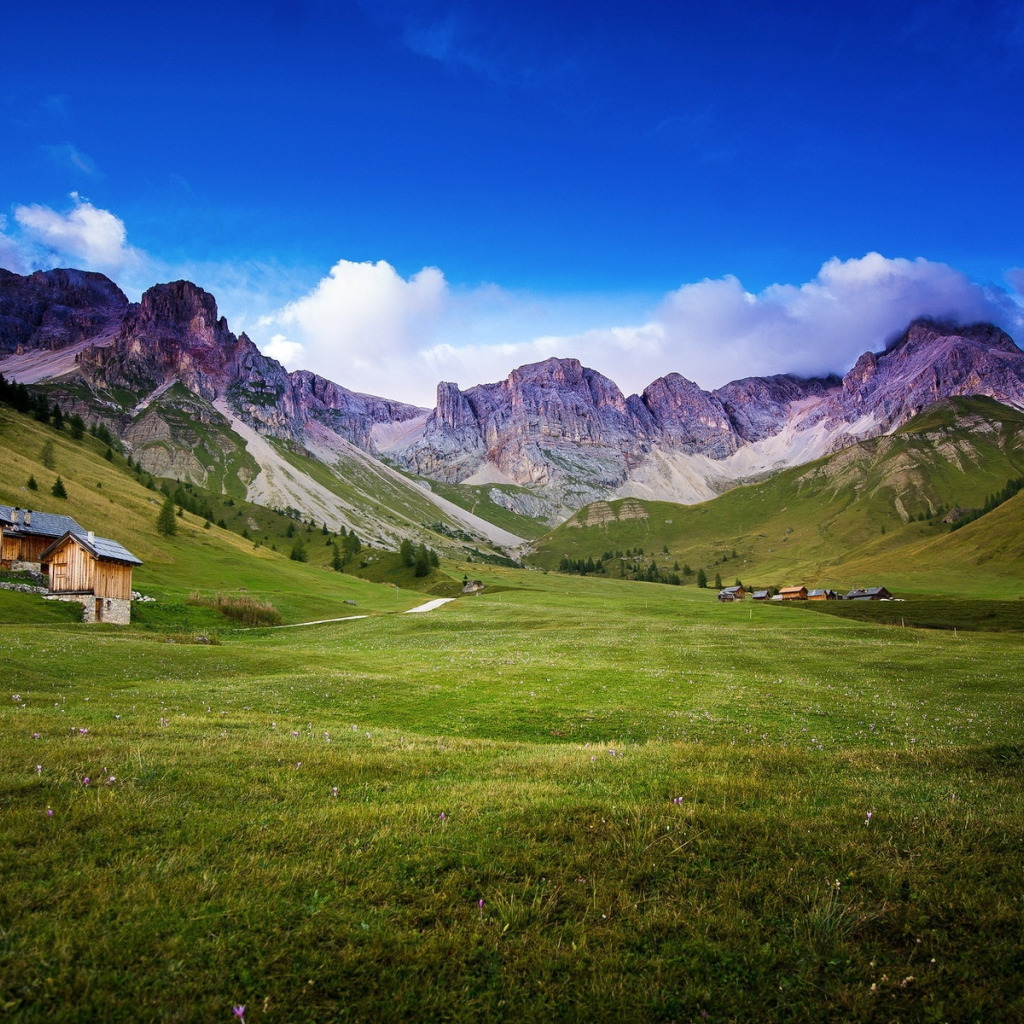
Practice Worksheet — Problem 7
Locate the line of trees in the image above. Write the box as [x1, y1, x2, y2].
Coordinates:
[950, 476, 1024, 531]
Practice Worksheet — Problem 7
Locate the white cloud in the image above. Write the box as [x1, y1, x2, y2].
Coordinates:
[0, 216, 30, 274]
[258, 251, 1024, 406]
[13, 193, 142, 274]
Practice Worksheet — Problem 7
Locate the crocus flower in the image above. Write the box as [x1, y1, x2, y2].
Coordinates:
[46, 808, 54, 817]
[36, 765, 42, 775]
[233, 1007, 245, 1021]
[83, 777, 90, 787]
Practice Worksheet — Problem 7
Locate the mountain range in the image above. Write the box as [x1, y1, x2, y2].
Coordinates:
[2, 267, 1023, 546]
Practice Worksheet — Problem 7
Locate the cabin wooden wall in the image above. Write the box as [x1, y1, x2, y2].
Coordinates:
[1, 533, 51, 566]
[47, 541, 134, 601]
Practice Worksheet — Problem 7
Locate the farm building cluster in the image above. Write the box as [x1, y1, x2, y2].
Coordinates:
[0, 506, 142, 624]
[718, 584, 894, 602]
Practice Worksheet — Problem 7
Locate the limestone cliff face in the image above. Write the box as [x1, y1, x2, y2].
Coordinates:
[65, 279, 424, 446]
[384, 319, 1024, 514]
[0, 268, 128, 355]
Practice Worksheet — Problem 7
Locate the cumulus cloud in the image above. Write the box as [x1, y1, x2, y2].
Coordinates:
[13, 193, 142, 274]
[258, 252, 1024, 406]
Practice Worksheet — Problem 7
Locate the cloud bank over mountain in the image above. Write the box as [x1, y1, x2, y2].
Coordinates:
[259, 252, 1024, 406]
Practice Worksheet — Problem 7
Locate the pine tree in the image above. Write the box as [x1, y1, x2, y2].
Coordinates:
[157, 495, 178, 536]
[697, 568, 708, 588]
[51, 476, 67, 499]
[331, 542, 344, 572]
[714, 572, 722, 589]
[26, 475, 38, 491]
[40, 440, 56, 470]
[68, 414, 85, 440]
[413, 544, 430, 577]
[289, 537, 308, 562]
[400, 538, 415, 566]
[51, 404, 65, 431]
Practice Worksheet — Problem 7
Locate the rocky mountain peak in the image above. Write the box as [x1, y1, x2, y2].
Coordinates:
[886, 318, 1021, 357]
[0, 267, 129, 355]
[135, 280, 225, 339]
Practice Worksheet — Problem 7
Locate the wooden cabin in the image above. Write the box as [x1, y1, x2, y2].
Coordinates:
[718, 585, 746, 601]
[751, 590, 770, 601]
[40, 530, 142, 624]
[0, 506, 86, 571]
[779, 586, 808, 601]
[808, 589, 840, 601]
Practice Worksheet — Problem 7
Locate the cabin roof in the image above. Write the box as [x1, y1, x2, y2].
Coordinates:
[0, 505, 87, 540]
[779, 585, 807, 594]
[40, 530, 142, 567]
[845, 586, 889, 598]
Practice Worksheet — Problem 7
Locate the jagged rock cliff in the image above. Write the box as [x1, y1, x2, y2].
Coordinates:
[0, 268, 128, 355]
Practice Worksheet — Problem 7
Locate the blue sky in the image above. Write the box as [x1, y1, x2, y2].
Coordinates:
[3, 0, 1023, 405]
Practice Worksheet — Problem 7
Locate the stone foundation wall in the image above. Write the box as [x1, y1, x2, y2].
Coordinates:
[44, 594, 132, 624]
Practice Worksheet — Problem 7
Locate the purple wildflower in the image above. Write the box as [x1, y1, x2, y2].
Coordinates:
[46, 808, 54, 817]
[32, 732, 40, 740]
[106, 776, 116, 786]
[82, 777, 90, 787]
[36, 765, 42, 775]
[439, 812, 447, 822]
[233, 1006, 245, 1021]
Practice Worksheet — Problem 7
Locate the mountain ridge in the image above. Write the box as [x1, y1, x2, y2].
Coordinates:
[2, 268, 1023, 528]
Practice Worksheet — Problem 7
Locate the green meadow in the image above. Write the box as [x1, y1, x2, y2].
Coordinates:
[3, 573, 1024, 1023]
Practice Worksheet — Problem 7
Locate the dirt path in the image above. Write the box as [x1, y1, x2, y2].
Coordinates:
[404, 597, 456, 614]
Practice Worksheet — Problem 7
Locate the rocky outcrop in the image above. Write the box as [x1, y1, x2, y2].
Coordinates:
[0, 268, 128, 356]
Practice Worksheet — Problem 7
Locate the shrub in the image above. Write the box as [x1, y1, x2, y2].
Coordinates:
[187, 592, 284, 627]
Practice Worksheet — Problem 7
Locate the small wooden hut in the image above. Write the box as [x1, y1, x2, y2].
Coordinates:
[40, 530, 142, 624]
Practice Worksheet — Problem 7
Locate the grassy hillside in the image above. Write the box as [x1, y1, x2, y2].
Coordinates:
[527, 397, 1024, 598]
[0, 404, 433, 623]
[34, 376, 521, 558]
[2, 570, 1023, 1020]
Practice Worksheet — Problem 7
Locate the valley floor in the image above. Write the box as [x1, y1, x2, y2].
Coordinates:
[2, 573, 1022, 1022]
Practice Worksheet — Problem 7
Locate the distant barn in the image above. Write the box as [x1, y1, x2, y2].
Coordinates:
[808, 589, 840, 601]
[40, 530, 142, 624]
[779, 586, 808, 601]
[717, 585, 746, 601]
[751, 590, 770, 601]
[0, 506, 86, 572]
[845, 587, 894, 601]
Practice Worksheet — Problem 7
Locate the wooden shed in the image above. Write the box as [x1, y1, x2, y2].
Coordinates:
[40, 531, 142, 624]
[779, 586, 808, 601]
[0, 506, 86, 571]
[808, 589, 840, 601]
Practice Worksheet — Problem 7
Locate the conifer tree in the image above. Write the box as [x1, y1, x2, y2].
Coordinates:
[157, 495, 178, 536]
[51, 476, 67, 499]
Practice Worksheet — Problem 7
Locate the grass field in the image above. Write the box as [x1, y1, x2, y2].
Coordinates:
[3, 573, 1023, 1022]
